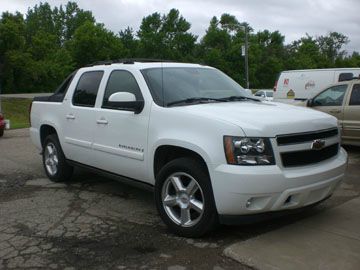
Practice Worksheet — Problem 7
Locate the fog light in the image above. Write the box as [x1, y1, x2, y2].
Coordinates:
[246, 198, 253, 208]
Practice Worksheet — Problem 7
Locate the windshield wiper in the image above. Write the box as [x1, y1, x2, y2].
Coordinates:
[219, 95, 261, 102]
[167, 97, 223, 107]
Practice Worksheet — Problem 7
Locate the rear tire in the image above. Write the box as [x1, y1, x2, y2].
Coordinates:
[155, 157, 218, 237]
[42, 134, 73, 182]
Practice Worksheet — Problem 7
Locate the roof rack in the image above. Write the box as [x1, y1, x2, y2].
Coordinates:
[86, 58, 174, 67]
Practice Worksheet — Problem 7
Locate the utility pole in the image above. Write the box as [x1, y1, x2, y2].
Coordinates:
[245, 27, 249, 89]
[240, 26, 249, 89]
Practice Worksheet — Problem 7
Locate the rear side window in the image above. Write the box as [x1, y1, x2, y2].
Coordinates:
[338, 73, 353, 82]
[102, 70, 143, 109]
[72, 71, 104, 107]
[56, 73, 75, 95]
[349, 84, 360, 106]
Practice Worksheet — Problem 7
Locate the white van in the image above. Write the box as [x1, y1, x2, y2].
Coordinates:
[273, 68, 360, 101]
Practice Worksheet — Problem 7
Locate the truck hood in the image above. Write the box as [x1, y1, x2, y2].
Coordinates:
[174, 101, 337, 137]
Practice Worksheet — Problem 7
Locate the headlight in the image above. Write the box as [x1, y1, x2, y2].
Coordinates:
[224, 136, 275, 165]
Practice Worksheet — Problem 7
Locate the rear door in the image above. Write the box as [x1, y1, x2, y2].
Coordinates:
[342, 83, 360, 142]
[311, 84, 348, 121]
[62, 70, 104, 166]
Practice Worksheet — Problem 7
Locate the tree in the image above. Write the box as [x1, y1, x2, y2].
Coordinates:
[67, 21, 125, 67]
[0, 12, 26, 54]
[25, 1, 95, 45]
[137, 9, 197, 60]
[247, 30, 285, 88]
[119, 27, 138, 57]
[316, 32, 349, 64]
[0, 12, 27, 93]
[1, 3, 359, 94]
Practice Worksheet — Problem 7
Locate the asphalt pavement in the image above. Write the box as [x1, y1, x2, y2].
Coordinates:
[0, 128, 359, 269]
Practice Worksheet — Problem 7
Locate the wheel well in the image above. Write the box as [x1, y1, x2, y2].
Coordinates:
[40, 125, 57, 147]
[153, 145, 208, 178]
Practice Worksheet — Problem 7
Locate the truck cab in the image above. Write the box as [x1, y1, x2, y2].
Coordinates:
[307, 79, 360, 146]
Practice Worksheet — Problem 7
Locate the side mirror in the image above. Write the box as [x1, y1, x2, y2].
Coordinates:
[109, 92, 136, 102]
[307, 99, 313, 107]
[107, 92, 144, 114]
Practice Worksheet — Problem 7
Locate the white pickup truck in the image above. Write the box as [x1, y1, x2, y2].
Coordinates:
[30, 60, 348, 237]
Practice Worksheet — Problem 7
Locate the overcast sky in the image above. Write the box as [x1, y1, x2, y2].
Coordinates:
[1, 0, 359, 53]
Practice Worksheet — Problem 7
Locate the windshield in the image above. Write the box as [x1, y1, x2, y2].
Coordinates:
[141, 67, 250, 106]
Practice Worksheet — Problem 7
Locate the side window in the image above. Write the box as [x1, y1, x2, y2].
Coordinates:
[72, 71, 104, 107]
[338, 73, 353, 82]
[349, 84, 360, 106]
[55, 74, 74, 95]
[313, 85, 347, 106]
[255, 91, 263, 97]
[102, 70, 143, 109]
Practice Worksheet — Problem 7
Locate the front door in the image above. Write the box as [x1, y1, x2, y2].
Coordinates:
[93, 70, 150, 182]
[312, 84, 348, 123]
[343, 83, 360, 142]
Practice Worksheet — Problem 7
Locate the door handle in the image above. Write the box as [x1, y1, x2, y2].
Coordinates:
[66, 114, 75, 120]
[329, 110, 341, 114]
[96, 119, 108, 125]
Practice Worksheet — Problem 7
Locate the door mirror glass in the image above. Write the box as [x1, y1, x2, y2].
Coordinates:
[109, 92, 136, 102]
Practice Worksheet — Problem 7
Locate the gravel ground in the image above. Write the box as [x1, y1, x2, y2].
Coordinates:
[0, 129, 359, 269]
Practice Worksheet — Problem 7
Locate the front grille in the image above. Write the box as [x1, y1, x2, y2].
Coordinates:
[281, 143, 339, 167]
[277, 128, 338, 145]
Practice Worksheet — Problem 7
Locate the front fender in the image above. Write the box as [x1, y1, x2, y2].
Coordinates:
[148, 139, 212, 182]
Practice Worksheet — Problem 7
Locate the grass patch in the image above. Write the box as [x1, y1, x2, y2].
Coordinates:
[1, 98, 32, 129]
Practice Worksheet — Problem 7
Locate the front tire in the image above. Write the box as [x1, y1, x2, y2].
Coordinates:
[155, 157, 218, 237]
[42, 134, 73, 182]
[0, 128, 4, 137]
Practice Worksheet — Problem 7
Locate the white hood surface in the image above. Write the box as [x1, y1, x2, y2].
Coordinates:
[174, 101, 337, 137]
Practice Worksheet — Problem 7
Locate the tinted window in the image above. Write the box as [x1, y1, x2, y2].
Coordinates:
[72, 71, 104, 107]
[56, 73, 75, 95]
[102, 70, 143, 108]
[338, 73, 353, 82]
[349, 84, 360, 106]
[313, 85, 347, 106]
[141, 67, 249, 106]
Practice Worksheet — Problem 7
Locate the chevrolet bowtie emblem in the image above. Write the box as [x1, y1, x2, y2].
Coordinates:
[311, 139, 325, 150]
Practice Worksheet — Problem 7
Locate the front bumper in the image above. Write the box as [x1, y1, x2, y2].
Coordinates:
[209, 147, 348, 216]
